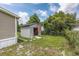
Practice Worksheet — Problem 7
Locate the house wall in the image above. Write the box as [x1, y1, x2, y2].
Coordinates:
[0, 37, 17, 49]
[73, 26, 79, 31]
[38, 24, 41, 35]
[0, 11, 17, 49]
[0, 11, 15, 39]
[41, 26, 44, 31]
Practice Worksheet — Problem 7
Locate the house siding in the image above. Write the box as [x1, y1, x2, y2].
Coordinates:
[0, 37, 17, 49]
[0, 11, 15, 39]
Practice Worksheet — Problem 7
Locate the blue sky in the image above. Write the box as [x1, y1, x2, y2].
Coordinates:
[0, 3, 79, 24]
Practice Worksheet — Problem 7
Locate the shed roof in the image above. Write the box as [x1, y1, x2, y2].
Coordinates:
[0, 7, 20, 19]
[22, 23, 41, 28]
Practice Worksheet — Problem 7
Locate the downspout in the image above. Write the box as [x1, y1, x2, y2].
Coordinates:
[15, 17, 17, 38]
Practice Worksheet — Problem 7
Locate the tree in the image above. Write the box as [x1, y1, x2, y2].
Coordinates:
[17, 21, 22, 32]
[17, 21, 20, 32]
[43, 11, 76, 35]
[28, 13, 40, 24]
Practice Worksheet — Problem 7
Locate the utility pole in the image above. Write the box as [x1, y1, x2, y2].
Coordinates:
[28, 27, 32, 56]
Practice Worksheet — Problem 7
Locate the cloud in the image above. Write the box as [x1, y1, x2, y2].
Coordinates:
[34, 9, 48, 21]
[18, 11, 29, 24]
[32, 3, 40, 5]
[0, 3, 12, 5]
[58, 3, 79, 18]
[49, 4, 59, 13]
[58, 3, 69, 12]
[35, 9, 48, 17]
[58, 3, 79, 14]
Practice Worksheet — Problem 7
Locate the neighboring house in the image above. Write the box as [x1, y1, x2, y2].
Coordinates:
[73, 24, 79, 31]
[0, 7, 20, 49]
[41, 26, 44, 31]
[21, 23, 41, 38]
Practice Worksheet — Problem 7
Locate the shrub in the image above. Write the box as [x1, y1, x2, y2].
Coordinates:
[65, 30, 79, 55]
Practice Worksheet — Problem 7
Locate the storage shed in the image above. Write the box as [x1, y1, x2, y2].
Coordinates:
[21, 23, 41, 38]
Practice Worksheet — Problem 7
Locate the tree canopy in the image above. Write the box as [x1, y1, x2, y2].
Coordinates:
[28, 13, 40, 24]
[43, 11, 76, 35]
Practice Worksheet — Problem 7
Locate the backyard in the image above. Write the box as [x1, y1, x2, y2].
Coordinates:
[0, 3, 79, 56]
[0, 35, 67, 56]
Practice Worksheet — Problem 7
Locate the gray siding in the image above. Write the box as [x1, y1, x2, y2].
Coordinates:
[0, 11, 15, 39]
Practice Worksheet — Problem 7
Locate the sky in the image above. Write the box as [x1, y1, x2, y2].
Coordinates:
[0, 3, 79, 24]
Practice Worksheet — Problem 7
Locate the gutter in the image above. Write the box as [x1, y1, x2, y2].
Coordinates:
[0, 7, 20, 19]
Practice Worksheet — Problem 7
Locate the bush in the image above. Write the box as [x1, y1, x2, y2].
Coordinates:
[65, 30, 79, 55]
[42, 30, 65, 36]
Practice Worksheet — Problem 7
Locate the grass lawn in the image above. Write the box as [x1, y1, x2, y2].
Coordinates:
[30, 35, 66, 56]
[0, 35, 66, 56]
[32, 35, 65, 49]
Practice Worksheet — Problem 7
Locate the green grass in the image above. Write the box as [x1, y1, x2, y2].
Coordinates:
[30, 35, 66, 56]
[0, 35, 66, 56]
[32, 35, 66, 50]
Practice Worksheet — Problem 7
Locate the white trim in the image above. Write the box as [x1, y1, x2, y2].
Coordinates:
[0, 7, 20, 18]
[0, 37, 16, 42]
[0, 37, 17, 49]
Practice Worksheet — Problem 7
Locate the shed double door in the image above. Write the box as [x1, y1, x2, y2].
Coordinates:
[33, 27, 38, 35]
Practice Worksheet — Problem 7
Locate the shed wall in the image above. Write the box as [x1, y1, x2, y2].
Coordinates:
[21, 27, 33, 38]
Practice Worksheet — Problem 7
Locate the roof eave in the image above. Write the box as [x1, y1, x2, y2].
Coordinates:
[0, 7, 20, 19]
